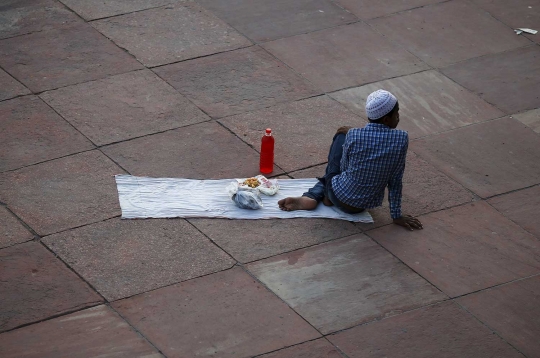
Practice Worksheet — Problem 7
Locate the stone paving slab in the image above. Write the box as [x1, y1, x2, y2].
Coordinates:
[0, 207, 33, 249]
[412, 117, 540, 198]
[472, 0, 540, 44]
[488, 185, 540, 239]
[113, 267, 321, 358]
[154, 46, 319, 118]
[189, 217, 360, 263]
[0, 150, 123, 236]
[220, 96, 363, 172]
[247, 234, 446, 334]
[369, 0, 530, 68]
[40, 69, 209, 146]
[258, 338, 345, 358]
[457, 275, 540, 358]
[102, 121, 267, 178]
[334, 0, 445, 20]
[0, 96, 94, 172]
[60, 0, 173, 21]
[263, 22, 429, 93]
[328, 301, 523, 358]
[198, 0, 357, 43]
[0, 241, 102, 332]
[442, 45, 540, 114]
[43, 218, 235, 301]
[92, 3, 252, 67]
[369, 202, 540, 298]
[0, 305, 162, 358]
[0, 68, 30, 101]
[330, 70, 504, 139]
[43, 218, 234, 301]
[0, 23, 143, 93]
[512, 108, 540, 134]
[0, 0, 81, 39]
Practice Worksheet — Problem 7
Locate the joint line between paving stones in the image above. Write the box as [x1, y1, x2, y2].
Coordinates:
[36, 239, 109, 301]
[184, 219, 239, 264]
[451, 272, 540, 301]
[106, 303, 170, 358]
[363, 230, 449, 297]
[0, 301, 104, 335]
[241, 231, 361, 265]
[147, 43, 257, 70]
[483, 191, 540, 243]
[237, 264, 328, 338]
[0, 147, 95, 174]
[453, 300, 531, 357]
[83, 2, 177, 22]
[39, 214, 122, 238]
[2, 205, 40, 241]
[250, 336, 348, 358]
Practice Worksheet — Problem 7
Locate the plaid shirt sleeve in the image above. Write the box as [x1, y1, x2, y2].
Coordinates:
[387, 139, 408, 219]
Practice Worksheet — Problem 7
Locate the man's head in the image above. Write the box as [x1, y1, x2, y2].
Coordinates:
[365, 90, 400, 129]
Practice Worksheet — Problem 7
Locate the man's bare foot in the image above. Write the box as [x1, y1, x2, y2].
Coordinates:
[278, 197, 318, 211]
[322, 196, 333, 206]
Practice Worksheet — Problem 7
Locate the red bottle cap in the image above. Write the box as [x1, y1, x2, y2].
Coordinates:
[266, 128, 272, 134]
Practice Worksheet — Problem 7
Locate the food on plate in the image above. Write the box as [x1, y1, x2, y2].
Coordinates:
[243, 177, 260, 188]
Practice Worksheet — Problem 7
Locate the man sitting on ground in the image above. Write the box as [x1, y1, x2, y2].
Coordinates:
[278, 89, 423, 231]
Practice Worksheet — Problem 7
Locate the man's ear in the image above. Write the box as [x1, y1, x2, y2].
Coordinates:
[380, 115, 391, 126]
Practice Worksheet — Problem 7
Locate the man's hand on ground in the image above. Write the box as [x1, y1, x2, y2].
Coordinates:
[393, 215, 423, 231]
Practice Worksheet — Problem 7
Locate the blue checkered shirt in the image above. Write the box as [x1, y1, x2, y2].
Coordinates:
[331, 123, 408, 219]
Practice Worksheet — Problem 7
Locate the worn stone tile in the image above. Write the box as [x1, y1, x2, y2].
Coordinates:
[411, 118, 540, 198]
[258, 338, 345, 358]
[263, 22, 429, 92]
[198, 0, 357, 43]
[290, 152, 476, 231]
[488, 185, 540, 239]
[0, 151, 123, 236]
[369, 0, 530, 68]
[40, 70, 209, 146]
[44, 218, 234, 301]
[330, 71, 504, 139]
[0, 0, 81, 39]
[92, 3, 252, 67]
[154, 46, 318, 118]
[0, 305, 162, 358]
[220, 96, 364, 172]
[334, 0, 445, 20]
[102, 121, 265, 178]
[442, 45, 540, 114]
[189, 217, 359, 263]
[457, 275, 540, 358]
[512, 108, 540, 134]
[0, 242, 102, 332]
[113, 267, 321, 358]
[0, 207, 33, 249]
[247, 235, 446, 334]
[0, 23, 143, 92]
[0, 96, 94, 172]
[369, 202, 540, 297]
[329, 302, 523, 358]
[59, 0, 173, 20]
[0, 68, 30, 101]
[472, 0, 540, 44]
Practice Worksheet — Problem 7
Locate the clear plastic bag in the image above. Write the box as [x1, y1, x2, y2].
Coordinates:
[226, 181, 263, 210]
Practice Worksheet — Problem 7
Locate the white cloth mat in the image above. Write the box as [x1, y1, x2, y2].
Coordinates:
[115, 175, 373, 223]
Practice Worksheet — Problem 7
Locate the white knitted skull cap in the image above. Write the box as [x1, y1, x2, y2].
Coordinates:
[365, 90, 398, 120]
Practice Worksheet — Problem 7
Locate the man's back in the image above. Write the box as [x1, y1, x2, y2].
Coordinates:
[332, 122, 408, 217]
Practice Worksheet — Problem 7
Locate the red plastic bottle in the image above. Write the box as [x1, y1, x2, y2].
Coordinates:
[260, 128, 274, 174]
